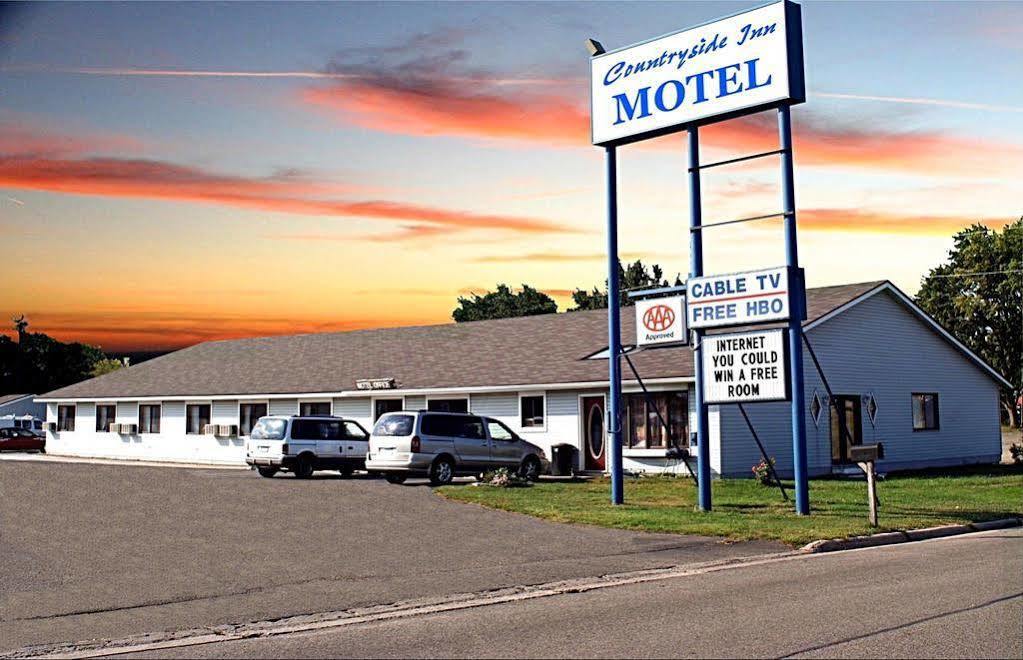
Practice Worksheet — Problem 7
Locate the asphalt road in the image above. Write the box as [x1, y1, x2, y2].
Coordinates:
[131, 528, 1023, 659]
[0, 461, 783, 651]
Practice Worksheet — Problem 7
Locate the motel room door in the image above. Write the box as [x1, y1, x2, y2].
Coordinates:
[830, 395, 863, 464]
[583, 396, 606, 471]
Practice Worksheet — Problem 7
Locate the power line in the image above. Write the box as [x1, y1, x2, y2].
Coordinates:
[926, 269, 1023, 278]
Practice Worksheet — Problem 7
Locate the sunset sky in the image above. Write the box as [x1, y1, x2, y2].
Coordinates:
[1, 1, 1020, 352]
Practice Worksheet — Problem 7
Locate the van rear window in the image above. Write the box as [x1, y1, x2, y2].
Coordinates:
[251, 418, 287, 440]
[373, 414, 414, 436]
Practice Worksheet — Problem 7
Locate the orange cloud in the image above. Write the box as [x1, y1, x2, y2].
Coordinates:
[798, 209, 1014, 235]
[302, 78, 1023, 175]
[0, 153, 576, 236]
[468, 251, 648, 263]
[1, 310, 439, 352]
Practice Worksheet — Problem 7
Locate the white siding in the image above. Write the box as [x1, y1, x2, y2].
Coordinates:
[212, 400, 238, 424]
[269, 399, 297, 416]
[405, 395, 427, 411]
[334, 397, 372, 431]
[471, 393, 518, 421]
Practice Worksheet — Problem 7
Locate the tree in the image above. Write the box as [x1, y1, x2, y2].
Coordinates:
[0, 317, 107, 395]
[91, 358, 126, 377]
[570, 259, 682, 310]
[452, 284, 558, 323]
[916, 219, 1022, 427]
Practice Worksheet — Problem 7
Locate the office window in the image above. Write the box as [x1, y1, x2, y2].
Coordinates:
[912, 393, 939, 431]
[186, 404, 211, 435]
[520, 395, 545, 429]
[57, 405, 76, 432]
[426, 398, 468, 413]
[299, 401, 331, 416]
[139, 404, 161, 434]
[374, 398, 403, 421]
[96, 404, 116, 432]
[625, 391, 688, 449]
[239, 403, 268, 436]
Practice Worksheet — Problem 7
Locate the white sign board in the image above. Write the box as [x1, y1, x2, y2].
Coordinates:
[635, 295, 687, 346]
[702, 329, 790, 404]
[590, 0, 804, 146]
[687, 266, 790, 329]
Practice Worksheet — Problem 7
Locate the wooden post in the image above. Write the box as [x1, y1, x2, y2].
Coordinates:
[859, 460, 878, 527]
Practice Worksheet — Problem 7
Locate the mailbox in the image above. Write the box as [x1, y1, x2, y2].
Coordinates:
[848, 443, 885, 463]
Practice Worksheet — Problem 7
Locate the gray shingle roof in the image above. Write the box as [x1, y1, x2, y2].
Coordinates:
[40, 281, 886, 399]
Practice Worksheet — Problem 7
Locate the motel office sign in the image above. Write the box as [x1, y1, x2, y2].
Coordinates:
[590, 1, 805, 146]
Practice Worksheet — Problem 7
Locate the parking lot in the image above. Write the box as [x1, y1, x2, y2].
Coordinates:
[0, 460, 784, 652]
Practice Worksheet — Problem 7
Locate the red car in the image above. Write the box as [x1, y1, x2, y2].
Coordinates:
[0, 427, 45, 452]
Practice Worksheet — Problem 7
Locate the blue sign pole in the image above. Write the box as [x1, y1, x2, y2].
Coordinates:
[606, 145, 624, 506]
[688, 127, 712, 512]
[779, 105, 810, 515]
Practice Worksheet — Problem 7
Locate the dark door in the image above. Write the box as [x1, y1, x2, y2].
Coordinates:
[831, 395, 863, 463]
[374, 398, 403, 421]
[583, 396, 606, 471]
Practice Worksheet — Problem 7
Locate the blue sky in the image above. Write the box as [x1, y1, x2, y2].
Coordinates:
[1, 1, 1019, 350]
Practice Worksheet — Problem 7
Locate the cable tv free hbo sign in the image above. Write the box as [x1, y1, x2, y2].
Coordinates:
[702, 328, 790, 404]
[635, 295, 687, 346]
[687, 266, 790, 329]
[590, 0, 805, 146]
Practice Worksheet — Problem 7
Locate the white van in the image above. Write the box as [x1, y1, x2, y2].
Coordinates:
[245, 415, 370, 479]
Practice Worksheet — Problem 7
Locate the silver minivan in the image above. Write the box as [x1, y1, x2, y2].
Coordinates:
[365, 411, 549, 485]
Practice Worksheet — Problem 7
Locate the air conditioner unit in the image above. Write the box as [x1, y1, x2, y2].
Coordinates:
[216, 424, 238, 437]
[42, 422, 56, 432]
[202, 423, 218, 436]
[116, 423, 138, 435]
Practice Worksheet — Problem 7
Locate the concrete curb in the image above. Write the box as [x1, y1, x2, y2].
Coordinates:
[0, 453, 247, 470]
[800, 517, 1023, 553]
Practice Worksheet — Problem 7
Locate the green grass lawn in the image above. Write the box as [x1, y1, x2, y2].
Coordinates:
[437, 465, 1023, 546]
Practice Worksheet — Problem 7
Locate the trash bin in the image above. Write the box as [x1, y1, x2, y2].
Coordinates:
[550, 444, 578, 477]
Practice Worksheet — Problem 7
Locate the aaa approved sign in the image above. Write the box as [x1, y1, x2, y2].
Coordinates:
[635, 295, 687, 346]
[702, 328, 790, 404]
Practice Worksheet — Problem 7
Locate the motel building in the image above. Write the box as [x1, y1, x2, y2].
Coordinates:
[37, 281, 1009, 478]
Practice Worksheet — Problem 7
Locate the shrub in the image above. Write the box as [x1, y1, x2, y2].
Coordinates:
[479, 467, 532, 488]
[1010, 443, 1023, 465]
[752, 458, 777, 486]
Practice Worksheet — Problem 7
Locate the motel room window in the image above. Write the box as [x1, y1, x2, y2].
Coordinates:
[239, 403, 268, 436]
[186, 404, 211, 435]
[374, 398, 403, 421]
[95, 404, 116, 432]
[299, 401, 331, 416]
[426, 398, 469, 413]
[57, 405, 76, 432]
[625, 391, 688, 449]
[139, 404, 161, 434]
[520, 394, 545, 430]
[912, 393, 940, 431]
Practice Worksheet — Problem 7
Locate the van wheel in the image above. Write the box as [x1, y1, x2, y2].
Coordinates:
[519, 456, 542, 482]
[257, 467, 278, 478]
[385, 474, 406, 485]
[293, 456, 315, 479]
[429, 457, 455, 486]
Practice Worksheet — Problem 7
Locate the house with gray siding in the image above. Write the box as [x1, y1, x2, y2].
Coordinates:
[37, 281, 1009, 476]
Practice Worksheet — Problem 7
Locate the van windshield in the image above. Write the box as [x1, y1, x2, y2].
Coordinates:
[250, 418, 287, 440]
[373, 414, 414, 436]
